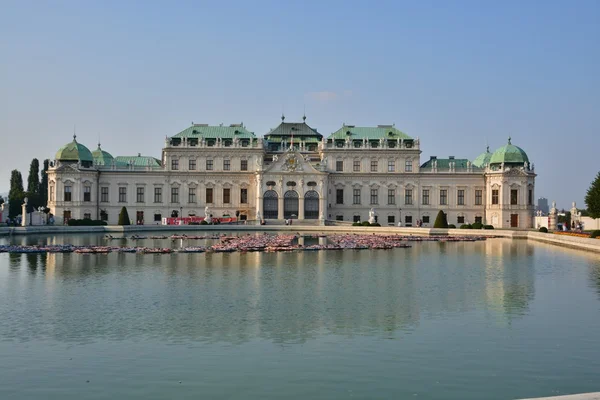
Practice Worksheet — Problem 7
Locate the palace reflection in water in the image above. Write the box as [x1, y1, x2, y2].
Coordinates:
[2, 235, 578, 345]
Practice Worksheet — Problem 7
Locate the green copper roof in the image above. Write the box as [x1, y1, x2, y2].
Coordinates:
[114, 156, 162, 168]
[55, 136, 94, 162]
[489, 138, 529, 165]
[265, 120, 323, 138]
[172, 124, 256, 139]
[92, 144, 114, 166]
[472, 146, 492, 168]
[328, 125, 412, 141]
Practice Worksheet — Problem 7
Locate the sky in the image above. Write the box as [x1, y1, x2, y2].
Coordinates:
[1, 0, 598, 209]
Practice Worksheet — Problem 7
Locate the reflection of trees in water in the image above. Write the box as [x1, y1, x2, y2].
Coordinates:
[0, 237, 542, 345]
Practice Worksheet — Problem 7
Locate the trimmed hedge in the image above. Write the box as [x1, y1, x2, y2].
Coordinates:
[200, 220, 209, 225]
[591, 230, 600, 238]
[538, 227, 548, 233]
[483, 225, 494, 230]
[460, 224, 472, 229]
[118, 207, 130, 226]
[471, 222, 483, 229]
[448, 224, 456, 229]
[433, 210, 448, 228]
[361, 221, 371, 226]
[67, 219, 107, 226]
[352, 222, 361, 226]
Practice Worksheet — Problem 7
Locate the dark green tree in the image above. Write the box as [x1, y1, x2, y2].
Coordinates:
[433, 210, 449, 228]
[27, 158, 40, 194]
[585, 171, 600, 219]
[8, 169, 24, 218]
[118, 207, 131, 225]
[0, 195, 4, 206]
[39, 159, 49, 205]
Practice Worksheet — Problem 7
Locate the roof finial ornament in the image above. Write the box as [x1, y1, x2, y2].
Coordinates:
[508, 136, 512, 145]
[281, 113, 285, 122]
[73, 125, 77, 141]
[303, 104, 306, 122]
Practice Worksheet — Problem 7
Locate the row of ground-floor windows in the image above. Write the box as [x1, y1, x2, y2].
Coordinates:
[95, 186, 248, 205]
[335, 188, 486, 206]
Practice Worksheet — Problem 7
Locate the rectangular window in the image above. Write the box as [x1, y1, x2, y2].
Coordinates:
[206, 159, 213, 170]
[370, 188, 378, 205]
[223, 188, 231, 204]
[353, 160, 360, 172]
[118, 187, 126, 203]
[336, 160, 344, 172]
[136, 187, 144, 203]
[370, 160, 378, 172]
[440, 189, 448, 205]
[64, 186, 72, 202]
[405, 215, 413, 225]
[189, 159, 196, 170]
[336, 189, 344, 204]
[171, 159, 179, 170]
[388, 189, 395, 205]
[492, 189, 499, 205]
[528, 189, 533, 206]
[336, 215, 344, 221]
[475, 190, 482, 206]
[240, 160, 248, 171]
[224, 159, 230, 171]
[457, 189, 465, 206]
[422, 216, 430, 224]
[100, 210, 108, 221]
[353, 215, 361, 223]
[154, 213, 162, 222]
[188, 187, 196, 203]
[511, 189, 518, 205]
[171, 187, 179, 203]
[83, 213, 91, 220]
[353, 189, 361, 205]
[154, 187, 162, 203]
[422, 189, 430, 205]
[457, 216, 465, 224]
[101, 187, 109, 202]
[83, 186, 91, 202]
[206, 188, 213, 203]
[405, 189, 413, 205]
[475, 216, 483, 224]
[388, 160, 395, 172]
[388, 215, 395, 224]
[405, 160, 413, 172]
[240, 188, 248, 204]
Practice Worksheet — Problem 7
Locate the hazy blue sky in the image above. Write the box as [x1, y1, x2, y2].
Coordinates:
[1, 0, 598, 209]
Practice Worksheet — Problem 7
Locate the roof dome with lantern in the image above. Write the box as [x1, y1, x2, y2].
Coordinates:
[92, 143, 114, 166]
[489, 137, 529, 165]
[55, 135, 94, 163]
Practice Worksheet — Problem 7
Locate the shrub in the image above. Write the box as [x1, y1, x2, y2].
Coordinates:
[371, 222, 381, 227]
[538, 227, 548, 233]
[460, 224, 472, 229]
[200, 220, 208, 225]
[189, 222, 200, 225]
[483, 225, 494, 230]
[591, 230, 600, 238]
[448, 224, 456, 229]
[118, 207, 130, 226]
[352, 222, 361, 226]
[361, 221, 371, 226]
[433, 210, 448, 228]
[471, 222, 483, 229]
[67, 219, 107, 226]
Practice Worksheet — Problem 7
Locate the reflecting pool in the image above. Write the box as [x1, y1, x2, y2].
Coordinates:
[1, 233, 600, 400]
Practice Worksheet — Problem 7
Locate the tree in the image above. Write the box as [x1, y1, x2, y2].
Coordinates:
[433, 210, 448, 228]
[26, 158, 41, 209]
[0, 195, 4, 206]
[585, 171, 600, 219]
[8, 169, 24, 218]
[118, 207, 131, 225]
[39, 159, 49, 205]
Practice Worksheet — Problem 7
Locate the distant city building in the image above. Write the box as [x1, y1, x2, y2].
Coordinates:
[47, 118, 537, 228]
[537, 197, 549, 215]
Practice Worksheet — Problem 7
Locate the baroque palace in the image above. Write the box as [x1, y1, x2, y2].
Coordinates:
[47, 116, 536, 228]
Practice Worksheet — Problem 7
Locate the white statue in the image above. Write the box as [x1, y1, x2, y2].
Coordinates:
[256, 211, 261, 221]
[204, 205, 212, 223]
[368, 208, 376, 224]
[273, 154, 278, 162]
[257, 157, 263, 167]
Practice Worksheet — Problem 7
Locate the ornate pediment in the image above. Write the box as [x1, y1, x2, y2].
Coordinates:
[506, 167, 528, 176]
[263, 149, 324, 175]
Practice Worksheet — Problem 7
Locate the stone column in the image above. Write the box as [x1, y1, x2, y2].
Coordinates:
[278, 195, 284, 219]
[548, 201, 558, 230]
[21, 198, 28, 226]
[298, 197, 305, 219]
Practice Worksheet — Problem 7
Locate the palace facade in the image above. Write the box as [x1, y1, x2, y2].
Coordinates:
[47, 117, 536, 228]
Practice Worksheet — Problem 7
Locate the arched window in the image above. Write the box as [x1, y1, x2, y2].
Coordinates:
[284, 190, 299, 219]
[263, 190, 278, 219]
[304, 190, 319, 219]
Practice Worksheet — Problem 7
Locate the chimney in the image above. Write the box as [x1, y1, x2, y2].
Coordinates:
[430, 156, 437, 160]
[449, 156, 455, 160]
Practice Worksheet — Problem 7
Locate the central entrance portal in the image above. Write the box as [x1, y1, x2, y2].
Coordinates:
[263, 190, 278, 219]
[284, 190, 299, 219]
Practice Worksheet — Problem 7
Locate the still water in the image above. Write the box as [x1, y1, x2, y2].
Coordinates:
[1, 233, 600, 400]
